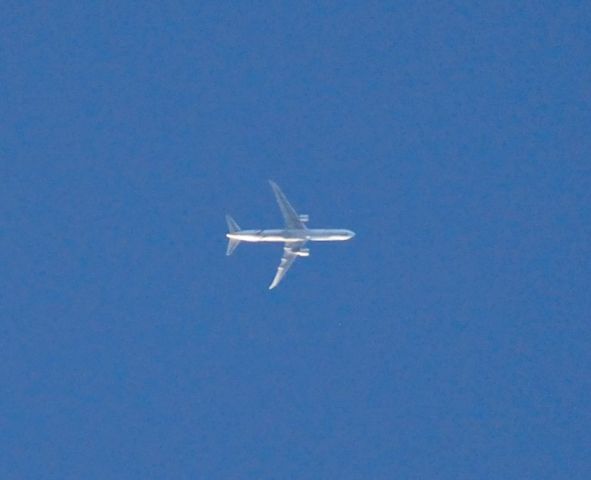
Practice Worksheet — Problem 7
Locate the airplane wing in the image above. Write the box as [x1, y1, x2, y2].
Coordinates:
[269, 241, 306, 289]
[269, 180, 306, 230]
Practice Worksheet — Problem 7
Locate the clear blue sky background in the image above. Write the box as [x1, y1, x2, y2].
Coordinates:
[1, 2, 590, 478]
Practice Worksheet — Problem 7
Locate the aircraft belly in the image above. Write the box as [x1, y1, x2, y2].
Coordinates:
[260, 236, 290, 242]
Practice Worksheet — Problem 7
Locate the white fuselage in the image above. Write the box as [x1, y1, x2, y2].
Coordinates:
[227, 228, 355, 243]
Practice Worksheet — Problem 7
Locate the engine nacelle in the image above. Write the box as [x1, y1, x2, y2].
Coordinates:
[298, 214, 309, 223]
[293, 248, 310, 257]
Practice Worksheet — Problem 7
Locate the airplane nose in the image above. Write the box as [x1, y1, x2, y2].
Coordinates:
[349, 230, 356, 238]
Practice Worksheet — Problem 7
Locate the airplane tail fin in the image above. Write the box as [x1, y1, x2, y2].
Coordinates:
[225, 215, 241, 256]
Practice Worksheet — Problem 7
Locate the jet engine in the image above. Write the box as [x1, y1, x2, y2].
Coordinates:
[292, 247, 310, 257]
[298, 214, 309, 223]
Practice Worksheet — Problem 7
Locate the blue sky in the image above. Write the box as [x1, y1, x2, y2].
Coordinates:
[1, 2, 590, 478]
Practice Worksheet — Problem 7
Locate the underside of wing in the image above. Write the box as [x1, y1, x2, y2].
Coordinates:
[268, 241, 307, 289]
[269, 180, 306, 230]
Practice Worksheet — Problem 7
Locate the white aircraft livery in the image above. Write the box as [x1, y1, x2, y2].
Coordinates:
[226, 180, 355, 289]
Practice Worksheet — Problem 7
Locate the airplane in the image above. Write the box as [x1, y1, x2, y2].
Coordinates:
[226, 180, 355, 289]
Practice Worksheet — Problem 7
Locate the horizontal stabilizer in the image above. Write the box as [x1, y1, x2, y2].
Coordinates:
[225, 215, 241, 255]
[226, 214, 240, 233]
[226, 238, 240, 256]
